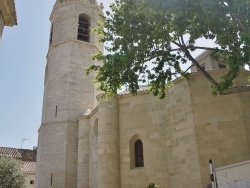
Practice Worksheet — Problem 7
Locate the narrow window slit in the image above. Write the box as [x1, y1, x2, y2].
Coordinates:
[51, 173, 53, 186]
[135, 139, 144, 167]
[49, 24, 53, 45]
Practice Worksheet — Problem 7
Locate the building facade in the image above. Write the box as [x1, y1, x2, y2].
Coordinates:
[0, 147, 36, 188]
[35, 0, 250, 188]
[35, 0, 103, 187]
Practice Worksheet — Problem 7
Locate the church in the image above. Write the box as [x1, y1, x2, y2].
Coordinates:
[35, 0, 250, 188]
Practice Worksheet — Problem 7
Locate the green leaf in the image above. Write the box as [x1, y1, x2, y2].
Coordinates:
[87, 0, 250, 98]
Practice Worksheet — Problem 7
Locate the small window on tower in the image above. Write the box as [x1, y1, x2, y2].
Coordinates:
[30, 180, 34, 184]
[77, 14, 90, 42]
[45, 64, 48, 84]
[49, 24, 53, 45]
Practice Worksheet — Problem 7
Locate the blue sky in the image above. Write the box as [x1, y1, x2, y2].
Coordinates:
[0, 0, 114, 149]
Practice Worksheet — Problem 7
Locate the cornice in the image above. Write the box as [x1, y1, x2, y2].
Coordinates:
[50, 0, 104, 21]
[38, 120, 78, 132]
[46, 39, 102, 58]
[54, 0, 103, 12]
[56, 0, 97, 6]
[0, 0, 17, 26]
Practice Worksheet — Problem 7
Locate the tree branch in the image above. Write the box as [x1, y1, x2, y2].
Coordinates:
[184, 50, 220, 86]
[192, 46, 224, 52]
[226, 1, 250, 34]
[220, 85, 250, 95]
[172, 40, 220, 87]
[183, 64, 194, 74]
[180, 36, 185, 45]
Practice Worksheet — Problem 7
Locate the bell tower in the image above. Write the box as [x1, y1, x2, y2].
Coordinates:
[35, 0, 103, 187]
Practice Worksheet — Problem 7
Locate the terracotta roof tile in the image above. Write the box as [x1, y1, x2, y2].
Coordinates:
[0, 147, 22, 159]
[21, 161, 36, 173]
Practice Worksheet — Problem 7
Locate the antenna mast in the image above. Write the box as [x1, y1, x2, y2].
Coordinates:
[21, 137, 29, 149]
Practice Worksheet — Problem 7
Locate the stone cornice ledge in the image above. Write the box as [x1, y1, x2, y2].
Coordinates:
[47, 39, 102, 58]
[38, 120, 78, 132]
[0, 0, 17, 26]
[77, 105, 99, 120]
[56, 0, 97, 5]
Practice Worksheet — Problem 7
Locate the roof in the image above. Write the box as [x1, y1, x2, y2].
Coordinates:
[21, 161, 36, 173]
[0, 147, 22, 159]
[18, 149, 37, 162]
[0, 147, 37, 174]
[117, 68, 250, 97]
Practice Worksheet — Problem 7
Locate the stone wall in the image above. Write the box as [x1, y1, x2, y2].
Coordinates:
[76, 70, 250, 188]
[25, 174, 35, 188]
[119, 93, 168, 188]
[18, 149, 36, 162]
[165, 78, 202, 188]
[36, 1, 103, 188]
[189, 70, 250, 187]
[82, 69, 250, 188]
[236, 71, 250, 152]
[36, 121, 78, 188]
[89, 111, 99, 188]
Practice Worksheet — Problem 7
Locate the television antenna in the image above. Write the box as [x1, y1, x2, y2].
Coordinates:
[21, 137, 29, 149]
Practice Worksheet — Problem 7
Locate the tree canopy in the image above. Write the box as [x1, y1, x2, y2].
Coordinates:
[0, 156, 25, 188]
[88, 0, 250, 98]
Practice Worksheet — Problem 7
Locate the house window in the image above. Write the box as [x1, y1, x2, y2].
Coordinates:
[135, 139, 144, 167]
[218, 63, 226, 69]
[77, 14, 90, 42]
[30, 180, 34, 184]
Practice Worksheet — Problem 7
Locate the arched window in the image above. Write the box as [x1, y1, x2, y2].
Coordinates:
[77, 14, 90, 42]
[129, 135, 144, 169]
[135, 139, 144, 167]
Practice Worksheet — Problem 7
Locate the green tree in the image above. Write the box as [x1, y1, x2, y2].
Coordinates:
[88, 0, 250, 98]
[0, 156, 25, 188]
